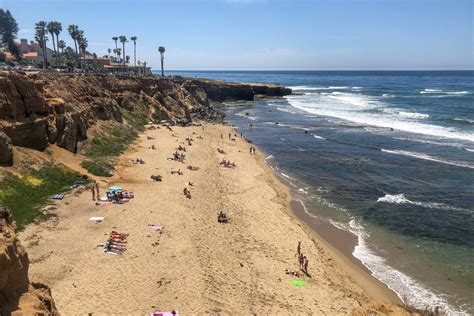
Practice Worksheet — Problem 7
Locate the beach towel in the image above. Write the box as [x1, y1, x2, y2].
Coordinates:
[150, 311, 179, 316]
[52, 194, 64, 200]
[107, 185, 122, 191]
[148, 225, 164, 232]
[291, 280, 306, 286]
[89, 217, 104, 222]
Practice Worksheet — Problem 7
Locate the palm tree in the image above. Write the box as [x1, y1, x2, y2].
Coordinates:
[126, 55, 130, 64]
[58, 40, 66, 53]
[67, 24, 79, 69]
[119, 35, 127, 66]
[158, 46, 165, 77]
[78, 34, 88, 72]
[130, 36, 137, 71]
[112, 36, 118, 50]
[54, 22, 62, 66]
[35, 21, 48, 69]
[107, 48, 111, 57]
[47, 22, 57, 67]
[76, 30, 86, 71]
[116, 48, 121, 63]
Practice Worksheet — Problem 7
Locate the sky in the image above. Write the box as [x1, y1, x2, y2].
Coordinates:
[2, 0, 473, 70]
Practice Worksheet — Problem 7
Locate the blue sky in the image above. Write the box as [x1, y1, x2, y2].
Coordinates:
[3, 0, 473, 70]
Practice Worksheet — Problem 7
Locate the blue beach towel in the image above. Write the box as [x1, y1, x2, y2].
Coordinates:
[52, 194, 64, 200]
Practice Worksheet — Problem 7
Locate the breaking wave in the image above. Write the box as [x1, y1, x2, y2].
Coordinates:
[377, 194, 464, 211]
[381, 149, 474, 169]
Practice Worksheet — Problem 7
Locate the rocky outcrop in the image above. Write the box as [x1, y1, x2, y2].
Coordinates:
[177, 78, 292, 102]
[0, 207, 58, 315]
[0, 71, 291, 162]
[0, 132, 13, 166]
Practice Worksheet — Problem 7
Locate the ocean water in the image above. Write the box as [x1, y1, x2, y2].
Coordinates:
[168, 71, 474, 314]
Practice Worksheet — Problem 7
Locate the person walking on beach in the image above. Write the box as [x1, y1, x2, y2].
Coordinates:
[250, 146, 253, 153]
[221, 134, 223, 139]
[95, 183, 100, 198]
[91, 186, 96, 201]
[299, 253, 304, 269]
[229, 133, 231, 139]
[304, 257, 309, 274]
[296, 241, 301, 257]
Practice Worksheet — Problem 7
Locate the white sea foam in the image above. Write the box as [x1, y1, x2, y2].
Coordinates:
[290, 85, 349, 91]
[454, 118, 474, 124]
[298, 187, 309, 194]
[465, 148, 474, 153]
[285, 94, 474, 142]
[393, 137, 465, 148]
[420, 89, 471, 95]
[381, 149, 474, 169]
[347, 220, 461, 314]
[265, 154, 274, 160]
[377, 194, 464, 211]
[397, 111, 430, 119]
[312, 134, 326, 140]
[382, 93, 393, 97]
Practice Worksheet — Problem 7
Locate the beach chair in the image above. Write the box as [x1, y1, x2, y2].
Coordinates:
[52, 194, 64, 200]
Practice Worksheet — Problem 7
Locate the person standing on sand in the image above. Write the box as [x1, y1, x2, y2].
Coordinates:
[91, 186, 96, 201]
[229, 133, 231, 139]
[250, 146, 253, 153]
[221, 134, 223, 139]
[95, 183, 100, 198]
[296, 241, 301, 257]
[299, 253, 304, 269]
[304, 257, 309, 274]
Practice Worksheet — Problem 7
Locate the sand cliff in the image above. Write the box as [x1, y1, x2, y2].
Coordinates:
[0, 71, 291, 166]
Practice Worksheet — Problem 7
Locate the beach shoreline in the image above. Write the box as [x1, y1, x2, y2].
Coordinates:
[19, 122, 400, 314]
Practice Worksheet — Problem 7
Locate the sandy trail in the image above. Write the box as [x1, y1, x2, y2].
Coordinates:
[20, 123, 396, 315]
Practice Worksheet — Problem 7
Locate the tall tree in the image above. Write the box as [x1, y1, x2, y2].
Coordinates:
[54, 22, 62, 66]
[0, 9, 20, 59]
[158, 46, 166, 77]
[116, 48, 121, 63]
[78, 34, 88, 71]
[76, 30, 86, 71]
[107, 48, 111, 57]
[67, 24, 79, 69]
[130, 36, 137, 72]
[112, 36, 118, 50]
[119, 35, 127, 66]
[47, 22, 58, 67]
[58, 40, 66, 53]
[35, 21, 48, 69]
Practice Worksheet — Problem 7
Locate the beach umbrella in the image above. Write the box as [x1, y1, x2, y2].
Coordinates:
[107, 185, 122, 191]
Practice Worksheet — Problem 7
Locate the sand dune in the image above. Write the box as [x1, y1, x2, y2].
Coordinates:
[19, 123, 398, 314]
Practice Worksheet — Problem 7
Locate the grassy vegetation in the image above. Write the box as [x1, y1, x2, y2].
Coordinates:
[0, 164, 85, 231]
[80, 110, 148, 177]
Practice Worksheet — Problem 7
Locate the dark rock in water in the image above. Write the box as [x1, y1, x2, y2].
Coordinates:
[245, 112, 250, 116]
[0, 132, 13, 166]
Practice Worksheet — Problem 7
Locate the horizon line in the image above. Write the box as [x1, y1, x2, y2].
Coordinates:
[157, 69, 474, 72]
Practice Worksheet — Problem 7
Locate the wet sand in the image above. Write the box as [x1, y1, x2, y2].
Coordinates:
[19, 123, 400, 314]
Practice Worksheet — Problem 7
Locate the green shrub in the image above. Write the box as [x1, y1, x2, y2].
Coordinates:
[80, 124, 139, 177]
[0, 163, 85, 230]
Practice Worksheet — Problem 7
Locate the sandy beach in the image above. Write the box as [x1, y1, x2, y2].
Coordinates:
[19, 123, 400, 315]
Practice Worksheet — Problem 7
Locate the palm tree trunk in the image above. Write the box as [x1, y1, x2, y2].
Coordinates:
[161, 57, 164, 77]
[56, 34, 61, 67]
[122, 43, 125, 66]
[134, 42, 136, 73]
[51, 34, 57, 68]
[73, 40, 79, 71]
[43, 39, 48, 69]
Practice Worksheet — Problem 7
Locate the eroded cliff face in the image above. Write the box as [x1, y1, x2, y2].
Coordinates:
[0, 207, 58, 315]
[0, 71, 291, 166]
